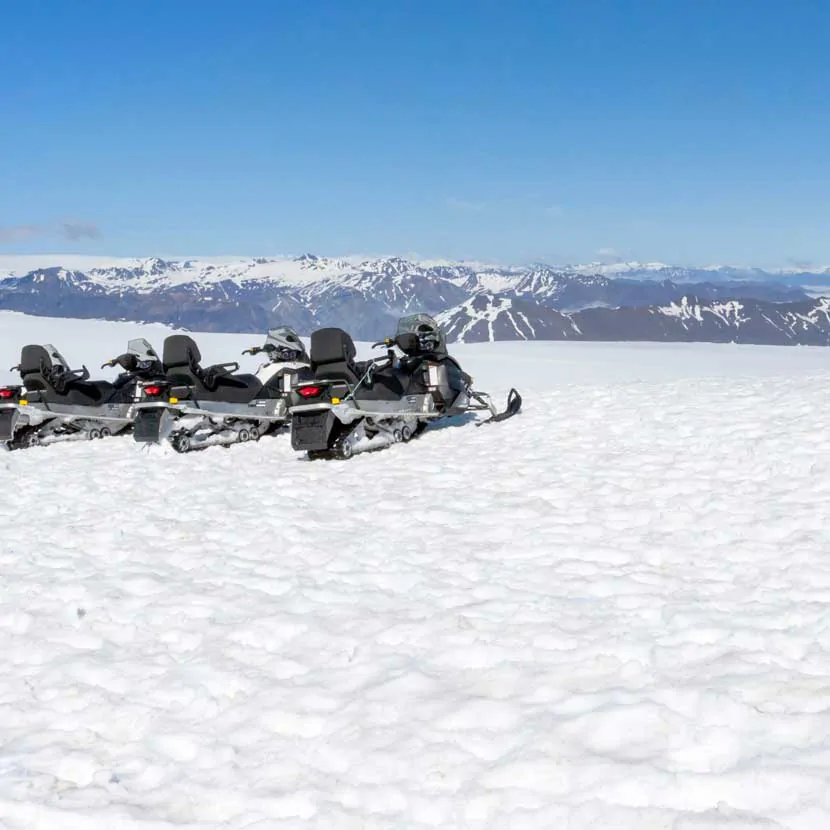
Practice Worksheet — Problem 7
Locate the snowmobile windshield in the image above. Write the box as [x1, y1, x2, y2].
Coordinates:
[395, 314, 447, 355]
[264, 327, 309, 362]
[127, 338, 159, 362]
[42, 344, 71, 372]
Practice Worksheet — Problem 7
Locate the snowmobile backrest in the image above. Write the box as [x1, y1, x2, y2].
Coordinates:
[18, 344, 53, 377]
[310, 328, 357, 367]
[309, 328, 362, 384]
[17, 345, 55, 392]
[163, 335, 202, 370]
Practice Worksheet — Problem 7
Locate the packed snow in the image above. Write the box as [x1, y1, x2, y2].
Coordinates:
[2, 311, 830, 828]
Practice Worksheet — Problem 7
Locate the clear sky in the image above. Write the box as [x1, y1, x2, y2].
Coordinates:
[2, 0, 828, 267]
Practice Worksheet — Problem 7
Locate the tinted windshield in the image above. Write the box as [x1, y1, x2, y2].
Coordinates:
[127, 338, 159, 362]
[42, 344, 71, 371]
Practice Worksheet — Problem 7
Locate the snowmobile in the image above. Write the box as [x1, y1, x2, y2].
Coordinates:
[132, 327, 312, 452]
[289, 313, 521, 460]
[0, 338, 163, 450]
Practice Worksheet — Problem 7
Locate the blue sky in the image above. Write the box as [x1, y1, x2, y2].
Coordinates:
[1, 0, 828, 266]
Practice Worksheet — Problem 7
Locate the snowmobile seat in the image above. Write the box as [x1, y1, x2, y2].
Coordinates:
[18, 344, 117, 404]
[310, 328, 363, 385]
[162, 334, 262, 403]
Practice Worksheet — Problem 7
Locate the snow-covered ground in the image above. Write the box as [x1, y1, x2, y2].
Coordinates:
[2, 311, 830, 829]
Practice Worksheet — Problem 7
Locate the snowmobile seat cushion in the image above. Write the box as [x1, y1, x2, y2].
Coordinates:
[314, 362, 362, 385]
[90, 379, 116, 399]
[353, 370, 406, 401]
[197, 373, 263, 403]
[19, 344, 52, 377]
[310, 328, 357, 366]
[163, 335, 202, 371]
[60, 379, 116, 405]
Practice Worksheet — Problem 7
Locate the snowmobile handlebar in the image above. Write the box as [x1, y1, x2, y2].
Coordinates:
[101, 353, 162, 377]
[102, 352, 134, 370]
[372, 338, 394, 349]
[101, 353, 137, 371]
[243, 344, 278, 356]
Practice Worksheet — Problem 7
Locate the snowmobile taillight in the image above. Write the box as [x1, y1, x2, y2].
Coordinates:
[0, 388, 16, 400]
[297, 385, 323, 398]
[143, 384, 163, 398]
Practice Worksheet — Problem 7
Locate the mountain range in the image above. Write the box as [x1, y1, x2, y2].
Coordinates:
[1, 254, 830, 346]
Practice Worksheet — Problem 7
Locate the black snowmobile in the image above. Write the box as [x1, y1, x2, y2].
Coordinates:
[0, 339, 163, 450]
[133, 327, 312, 452]
[289, 313, 521, 460]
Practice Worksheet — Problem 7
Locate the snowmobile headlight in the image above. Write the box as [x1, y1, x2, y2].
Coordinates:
[331, 397, 341, 404]
[19, 399, 28, 406]
[169, 396, 179, 404]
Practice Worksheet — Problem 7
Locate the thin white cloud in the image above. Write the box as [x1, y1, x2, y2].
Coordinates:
[0, 221, 102, 245]
[60, 222, 101, 241]
[0, 225, 42, 244]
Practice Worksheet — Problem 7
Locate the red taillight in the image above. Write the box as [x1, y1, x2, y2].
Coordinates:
[143, 384, 163, 397]
[297, 385, 322, 398]
[0, 388, 15, 399]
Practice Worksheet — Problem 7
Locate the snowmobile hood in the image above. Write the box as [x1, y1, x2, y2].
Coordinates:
[395, 313, 447, 356]
[265, 327, 309, 362]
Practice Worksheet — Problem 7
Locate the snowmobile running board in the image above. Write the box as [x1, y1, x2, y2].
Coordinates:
[474, 387, 522, 425]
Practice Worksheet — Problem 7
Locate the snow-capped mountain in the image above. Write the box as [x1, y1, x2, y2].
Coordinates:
[0, 254, 826, 345]
[440, 292, 830, 345]
[295, 258, 470, 339]
[558, 260, 830, 284]
[437, 294, 581, 342]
